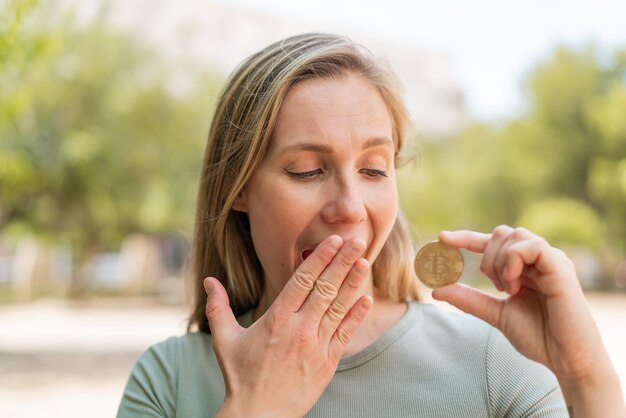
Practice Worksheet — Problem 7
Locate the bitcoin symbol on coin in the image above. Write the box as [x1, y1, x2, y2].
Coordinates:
[414, 241, 464, 289]
[425, 249, 447, 279]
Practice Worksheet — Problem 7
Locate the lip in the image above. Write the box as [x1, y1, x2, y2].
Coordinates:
[300, 244, 319, 264]
[302, 249, 314, 261]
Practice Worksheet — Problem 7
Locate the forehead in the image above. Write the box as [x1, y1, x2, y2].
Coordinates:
[269, 74, 394, 150]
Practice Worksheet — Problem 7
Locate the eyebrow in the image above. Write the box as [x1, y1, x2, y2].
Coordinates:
[279, 137, 394, 155]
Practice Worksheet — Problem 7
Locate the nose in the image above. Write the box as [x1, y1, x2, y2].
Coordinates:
[320, 179, 367, 225]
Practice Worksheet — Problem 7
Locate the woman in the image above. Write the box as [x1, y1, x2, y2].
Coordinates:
[117, 33, 625, 417]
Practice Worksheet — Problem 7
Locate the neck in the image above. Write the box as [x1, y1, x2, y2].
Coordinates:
[342, 294, 407, 356]
[253, 276, 408, 356]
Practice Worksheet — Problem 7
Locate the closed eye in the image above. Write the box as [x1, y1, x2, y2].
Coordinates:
[284, 168, 388, 180]
[360, 169, 388, 178]
[284, 168, 323, 179]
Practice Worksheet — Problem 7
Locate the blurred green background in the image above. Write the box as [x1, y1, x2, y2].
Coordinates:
[2, 1, 626, 417]
[2, 0, 626, 304]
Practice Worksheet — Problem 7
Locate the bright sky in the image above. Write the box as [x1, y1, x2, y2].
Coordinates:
[221, 0, 626, 121]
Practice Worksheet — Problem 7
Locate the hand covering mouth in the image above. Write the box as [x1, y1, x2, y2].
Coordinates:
[301, 237, 367, 262]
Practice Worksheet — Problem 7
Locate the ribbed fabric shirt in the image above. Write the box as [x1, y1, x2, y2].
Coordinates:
[117, 302, 568, 417]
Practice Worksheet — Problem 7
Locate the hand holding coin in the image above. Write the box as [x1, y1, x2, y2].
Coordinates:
[414, 241, 463, 288]
[430, 226, 626, 417]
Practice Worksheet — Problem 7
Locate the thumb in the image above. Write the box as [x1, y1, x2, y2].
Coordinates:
[432, 284, 503, 329]
[204, 277, 241, 340]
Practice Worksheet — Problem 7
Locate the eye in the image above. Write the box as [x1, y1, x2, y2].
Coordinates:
[284, 168, 323, 180]
[360, 169, 388, 178]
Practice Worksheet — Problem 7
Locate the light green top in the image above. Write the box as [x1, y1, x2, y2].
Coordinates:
[117, 302, 567, 417]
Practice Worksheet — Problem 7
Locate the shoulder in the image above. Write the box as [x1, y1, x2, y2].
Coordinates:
[117, 333, 217, 418]
[409, 300, 563, 375]
[136, 332, 213, 369]
[408, 301, 493, 352]
[482, 324, 567, 415]
[152, 332, 212, 357]
[407, 302, 566, 414]
[394, 302, 494, 377]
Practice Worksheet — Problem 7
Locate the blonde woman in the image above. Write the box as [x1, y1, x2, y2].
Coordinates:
[117, 34, 625, 417]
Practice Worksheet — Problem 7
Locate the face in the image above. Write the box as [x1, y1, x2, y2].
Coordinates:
[235, 73, 398, 300]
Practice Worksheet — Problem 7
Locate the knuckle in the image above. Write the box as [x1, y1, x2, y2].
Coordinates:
[294, 325, 315, 344]
[293, 269, 317, 291]
[512, 226, 530, 238]
[314, 278, 340, 301]
[205, 301, 219, 321]
[317, 247, 335, 265]
[338, 253, 355, 270]
[344, 274, 361, 291]
[335, 326, 351, 346]
[326, 301, 347, 321]
[268, 310, 289, 334]
[492, 224, 512, 237]
[505, 246, 518, 259]
[531, 236, 549, 248]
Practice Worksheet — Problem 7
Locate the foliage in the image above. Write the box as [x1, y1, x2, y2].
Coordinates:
[516, 197, 603, 249]
[0, 0, 222, 260]
[2, 1, 626, 288]
[400, 44, 626, 273]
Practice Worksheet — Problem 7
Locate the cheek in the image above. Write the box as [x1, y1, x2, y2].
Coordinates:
[246, 182, 320, 277]
[249, 185, 319, 234]
[248, 195, 299, 251]
[367, 184, 398, 258]
[370, 180, 398, 221]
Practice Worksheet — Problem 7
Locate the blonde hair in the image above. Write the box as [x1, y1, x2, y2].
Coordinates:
[188, 33, 419, 333]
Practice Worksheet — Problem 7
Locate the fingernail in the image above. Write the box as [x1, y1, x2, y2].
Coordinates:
[349, 238, 365, 252]
[440, 230, 454, 237]
[328, 235, 343, 252]
[204, 278, 214, 295]
[354, 258, 369, 274]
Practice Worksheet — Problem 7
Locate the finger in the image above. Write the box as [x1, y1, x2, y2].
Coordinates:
[496, 227, 534, 295]
[431, 283, 503, 329]
[273, 235, 343, 314]
[506, 237, 552, 275]
[520, 274, 540, 291]
[439, 229, 504, 291]
[299, 238, 367, 325]
[504, 239, 576, 296]
[439, 230, 491, 253]
[481, 225, 514, 292]
[204, 277, 241, 341]
[318, 257, 369, 343]
[493, 241, 514, 293]
[328, 295, 373, 360]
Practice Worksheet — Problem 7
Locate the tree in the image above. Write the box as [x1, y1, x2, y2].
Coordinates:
[400, 44, 626, 284]
[0, 0, 223, 290]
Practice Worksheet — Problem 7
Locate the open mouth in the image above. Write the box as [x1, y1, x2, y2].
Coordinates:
[302, 249, 314, 261]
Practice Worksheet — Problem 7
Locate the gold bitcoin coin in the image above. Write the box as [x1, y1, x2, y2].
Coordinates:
[414, 241, 464, 289]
